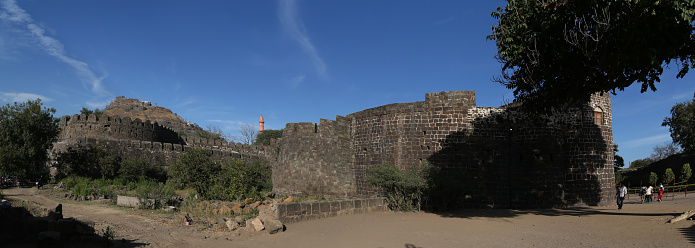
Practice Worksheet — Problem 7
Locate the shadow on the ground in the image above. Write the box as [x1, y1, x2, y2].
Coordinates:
[433, 206, 682, 219]
[679, 222, 695, 245]
[109, 238, 150, 248]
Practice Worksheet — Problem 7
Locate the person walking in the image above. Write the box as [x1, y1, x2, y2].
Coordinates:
[658, 183, 664, 202]
[616, 183, 628, 210]
[646, 185, 653, 203]
[640, 186, 646, 203]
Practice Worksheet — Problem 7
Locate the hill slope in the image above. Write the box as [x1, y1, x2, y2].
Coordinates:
[101, 96, 207, 139]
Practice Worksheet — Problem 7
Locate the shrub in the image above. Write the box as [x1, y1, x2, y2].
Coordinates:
[168, 149, 218, 198]
[366, 163, 429, 211]
[135, 180, 176, 209]
[119, 158, 166, 183]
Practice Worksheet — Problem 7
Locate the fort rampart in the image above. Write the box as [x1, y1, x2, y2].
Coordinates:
[271, 91, 615, 209]
[54, 114, 269, 167]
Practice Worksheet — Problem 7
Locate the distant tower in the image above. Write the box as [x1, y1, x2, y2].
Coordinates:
[259, 115, 264, 134]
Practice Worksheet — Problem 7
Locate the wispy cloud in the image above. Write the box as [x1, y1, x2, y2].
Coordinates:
[278, 0, 327, 79]
[0, 92, 51, 103]
[0, 0, 111, 99]
[176, 97, 196, 107]
[620, 133, 672, 148]
[289, 74, 305, 88]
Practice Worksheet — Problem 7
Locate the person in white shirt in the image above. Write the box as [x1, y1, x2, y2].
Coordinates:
[616, 183, 628, 210]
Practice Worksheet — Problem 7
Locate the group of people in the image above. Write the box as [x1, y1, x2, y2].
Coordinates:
[638, 183, 665, 203]
[616, 183, 666, 210]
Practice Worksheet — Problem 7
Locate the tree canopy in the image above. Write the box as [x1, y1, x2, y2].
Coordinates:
[255, 129, 283, 146]
[489, 0, 695, 110]
[0, 99, 60, 178]
[662, 93, 695, 152]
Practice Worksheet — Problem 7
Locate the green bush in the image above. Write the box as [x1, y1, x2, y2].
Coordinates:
[119, 158, 167, 183]
[73, 180, 93, 196]
[168, 149, 218, 198]
[135, 180, 176, 209]
[366, 163, 430, 211]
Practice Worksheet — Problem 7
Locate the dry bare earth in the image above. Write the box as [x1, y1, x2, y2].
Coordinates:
[5, 187, 695, 248]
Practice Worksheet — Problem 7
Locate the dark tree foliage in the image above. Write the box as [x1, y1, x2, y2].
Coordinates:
[0, 99, 59, 178]
[79, 107, 103, 117]
[663, 93, 695, 152]
[255, 129, 283, 146]
[54, 146, 117, 179]
[489, 1, 695, 110]
[614, 144, 624, 168]
[168, 149, 218, 197]
[630, 157, 655, 169]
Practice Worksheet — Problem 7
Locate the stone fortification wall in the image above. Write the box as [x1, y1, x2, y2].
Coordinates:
[59, 114, 180, 144]
[55, 114, 270, 167]
[271, 90, 615, 209]
[271, 118, 354, 198]
[52, 136, 267, 168]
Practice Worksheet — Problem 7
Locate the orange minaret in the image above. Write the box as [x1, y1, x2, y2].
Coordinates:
[259, 115, 264, 133]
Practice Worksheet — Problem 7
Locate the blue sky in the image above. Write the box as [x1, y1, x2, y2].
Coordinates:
[1, 0, 694, 165]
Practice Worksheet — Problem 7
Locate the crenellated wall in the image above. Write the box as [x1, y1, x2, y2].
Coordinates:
[54, 114, 270, 168]
[271, 91, 615, 209]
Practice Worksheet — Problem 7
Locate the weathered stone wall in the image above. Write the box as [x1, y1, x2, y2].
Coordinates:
[271, 90, 615, 209]
[55, 114, 270, 167]
[276, 198, 388, 224]
[59, 114, 180, 144]
[52, 137, 267, 168]
[271, 118, 355, 198]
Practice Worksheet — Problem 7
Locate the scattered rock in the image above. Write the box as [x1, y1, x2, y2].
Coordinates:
[263, 218, 284, 234]
[248, 201, 261, 209]
[250, 218, 264, 231]
[668, 210, 695, 223]
[243, 198, 255, 204]
[226, 219, 240, 231]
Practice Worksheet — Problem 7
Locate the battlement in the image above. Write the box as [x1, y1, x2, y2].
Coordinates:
[59, 114, 180, 144]
[273, 90, 616, 208]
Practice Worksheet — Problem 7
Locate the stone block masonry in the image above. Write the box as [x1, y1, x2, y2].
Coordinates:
[271, 91, 615, 209]
[275, 198, 388, 224]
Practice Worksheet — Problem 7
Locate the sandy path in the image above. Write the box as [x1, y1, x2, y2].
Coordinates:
[5, 187, 695, 247]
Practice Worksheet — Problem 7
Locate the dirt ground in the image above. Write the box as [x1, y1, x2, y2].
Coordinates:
[4, 187, 695, 248]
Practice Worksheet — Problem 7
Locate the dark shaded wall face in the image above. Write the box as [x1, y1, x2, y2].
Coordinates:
[347, 91, 614, 209]
[269, 91, 614, 209]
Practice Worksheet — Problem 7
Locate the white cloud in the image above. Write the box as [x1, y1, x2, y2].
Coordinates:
[0, 0, 111, 99]
[620, 133, 672, 148]
[0, 92, 51, 102]
[290, 74, 305, 88]
[278, 0, 327, 78]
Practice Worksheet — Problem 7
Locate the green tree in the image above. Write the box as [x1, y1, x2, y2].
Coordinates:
[168, 149, 219, 198]
[79, 107, 103, 118]
[682, 163, 692, 183]
[662, 94, 695, 152]
[54, 146, 117, 179]
[119, 157, 166, 183]
[664, 168, 675, 184]
[488, 1, 695, 110]
[255, 129, 283, 146]
[613, 144, 624, 168]
[630, 157, 655, 169]
[649, 172, 658, 186]
[0, 99, 60, 178]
